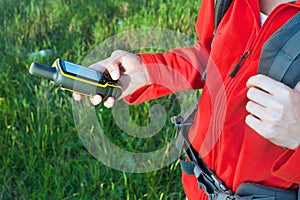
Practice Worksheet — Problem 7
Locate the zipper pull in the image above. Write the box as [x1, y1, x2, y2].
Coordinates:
[230, 51, 250, 78]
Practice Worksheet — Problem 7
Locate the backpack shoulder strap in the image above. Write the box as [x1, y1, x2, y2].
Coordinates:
[214, 0, 233, 33]
[258, 11, 300, 88]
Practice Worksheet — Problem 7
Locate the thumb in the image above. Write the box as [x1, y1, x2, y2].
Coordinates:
[294, 81, 300, 92]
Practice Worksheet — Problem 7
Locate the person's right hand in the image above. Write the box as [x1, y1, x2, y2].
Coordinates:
[73, 50, 151, 108]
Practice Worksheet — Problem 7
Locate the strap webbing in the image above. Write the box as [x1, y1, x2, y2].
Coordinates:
[258, 11, 300, 88]
[172, 101, 231, 198]
[172, 101, 198, 151]
[268, 14, 300, 83]
[214, 0, 233, 32]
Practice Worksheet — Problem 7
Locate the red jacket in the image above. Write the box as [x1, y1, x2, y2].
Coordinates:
[125, 0, 300, 199]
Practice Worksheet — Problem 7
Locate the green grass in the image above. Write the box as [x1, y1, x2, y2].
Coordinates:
[0, 0, 201, 199]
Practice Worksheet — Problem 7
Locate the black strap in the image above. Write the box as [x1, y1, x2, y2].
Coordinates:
[268, 30, 300, 84]
[214, 0, 233, 33]
[236, 183, 298, 200]
[172, 102, 232, 199]
[172, 102, 216, 179]
[172, 102, 198, 152]
[258, 11, 300, 88]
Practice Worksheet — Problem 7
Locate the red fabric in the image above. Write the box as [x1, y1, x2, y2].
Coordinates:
[124, 0, 300, 199]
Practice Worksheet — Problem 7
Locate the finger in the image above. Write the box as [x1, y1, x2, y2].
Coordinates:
[103, 97, 115, 108]
[73, 93, 83, 101]
[90, 55, 119, 69]
[246, 74, 287, 95]
[108, 50, 130, 80]
[246, 87, 272, 107]
[89, 62, 107, 72]
[246, 101, 265, 120]
[111, 50, 127, 59]
[107, 62, 121, 80]
[90, 95, 102, 105]
[245, 114, 266, 137]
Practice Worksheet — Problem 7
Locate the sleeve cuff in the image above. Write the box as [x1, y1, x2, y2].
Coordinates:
[272, 147, 300, 183]
[123, 53, 168, 104]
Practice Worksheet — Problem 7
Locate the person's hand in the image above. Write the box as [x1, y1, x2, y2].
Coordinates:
[246, 74, 300, 150]
[73, 50, 150, 108]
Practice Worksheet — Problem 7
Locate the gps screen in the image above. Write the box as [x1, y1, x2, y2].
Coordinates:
[61, 60, 101, 82]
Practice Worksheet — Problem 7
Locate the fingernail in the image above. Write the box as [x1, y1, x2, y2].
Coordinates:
[104, 98, 114, 108]
[110, 71, 119, 80]
[73, 93, 81, 101]
[90, 95, 102, 105]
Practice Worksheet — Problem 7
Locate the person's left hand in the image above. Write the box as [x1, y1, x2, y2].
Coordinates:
[246, 74, 300, 150]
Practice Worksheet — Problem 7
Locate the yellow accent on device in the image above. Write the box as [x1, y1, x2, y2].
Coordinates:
[29, 58, 122, 98]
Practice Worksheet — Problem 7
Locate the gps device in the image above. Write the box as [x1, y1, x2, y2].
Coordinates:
[29, 58, 122, 98]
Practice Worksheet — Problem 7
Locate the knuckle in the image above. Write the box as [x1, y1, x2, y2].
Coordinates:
[111, 50, 126, 59]
[281, 88, 293, 98]
[247, 88, 260, 101]
[263, 124, 275, 138]
[112, 50, 122, 55]
[246, 101, 253, 112]
[268, 115, 280, 128]
[255, 74, 264, 80]
[247, 88, 254, 98]
[254, 74, 264, 83]
[272, 102, 285, 120]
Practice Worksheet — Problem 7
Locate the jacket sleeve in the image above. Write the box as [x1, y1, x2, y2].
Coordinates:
[124, 44, 208, 104]
[272, 148, 300, 184]
[124, 0, 215, 104]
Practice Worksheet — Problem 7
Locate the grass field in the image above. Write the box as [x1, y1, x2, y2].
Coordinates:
[0, 0, 201, 199]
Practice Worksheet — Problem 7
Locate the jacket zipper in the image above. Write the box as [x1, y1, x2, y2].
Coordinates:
[228, 3, 291, 78]
[229, 50, 250, 78]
